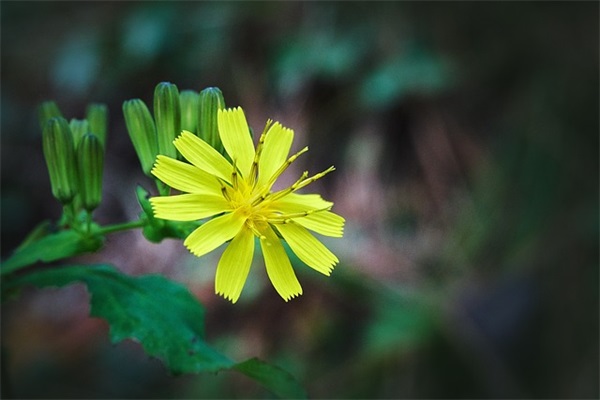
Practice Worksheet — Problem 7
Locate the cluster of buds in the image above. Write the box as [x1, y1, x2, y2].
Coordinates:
[123, 82, 225, 180]
[39, 101, 107, 215]
[122, 83, 226, 241]
[39, 83, 225, 230]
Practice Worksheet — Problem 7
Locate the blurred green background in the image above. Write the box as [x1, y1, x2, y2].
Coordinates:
[1, 1, 598, 398]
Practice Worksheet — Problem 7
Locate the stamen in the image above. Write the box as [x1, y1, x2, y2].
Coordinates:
[219, 180, 231, 201]
[247, 146, 310, 206]
[250, 127, 269, 188]
[262, 119, 275, 136]
[231, 159, 238, 190]
[267, 207, 331, 223]
[292, 166, 335, 192]
[246, 220, 266, 240]
[250, 193, 268, 207]
[267, 171, 309, 202]
[264, 146, 308, 190]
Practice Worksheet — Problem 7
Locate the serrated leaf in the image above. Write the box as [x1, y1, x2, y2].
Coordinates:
[1, 230, 103, 276]
[4, 264, 307, 398]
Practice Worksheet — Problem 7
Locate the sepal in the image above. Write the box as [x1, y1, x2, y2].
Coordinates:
[154, 82, 181, 159]
[198, 87, 225, 153]
[180, 90, 199, 133]
[69, 119, 89, 149]
[42, 117, 79, 204]
[77, 133, 104, 211]
[86, 103, 108, 146]
[38, 101, 63, 130]
[136, 186, 200, 243]
[123, 99, 158, 176]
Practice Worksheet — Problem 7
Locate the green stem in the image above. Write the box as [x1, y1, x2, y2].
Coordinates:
[98, 220, 146, 235]
[86, 210, 93, 235]
[62, 203, 75, 228]
[156, 179, 170, 196]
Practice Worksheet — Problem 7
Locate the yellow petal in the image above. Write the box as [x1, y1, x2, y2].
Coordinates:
[215, 227, 255, 303]
[151, 155, 222, 195]
[275, 222, 338, 275]
[174, 130, 232, 183]
[259, 224, 302, 301]
[257, 121, 293, 188]
[218, 107, 255, 179]
[271, 193, 333, 213]
[294, 210, 345, 238]
[150, 194, 231, 221]
[184, 212, 245, 257]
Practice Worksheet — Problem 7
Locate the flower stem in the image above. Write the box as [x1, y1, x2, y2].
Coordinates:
[62, 203, 76, 228]
[86, 210, 93, 235]
[97, 220, 145, 235]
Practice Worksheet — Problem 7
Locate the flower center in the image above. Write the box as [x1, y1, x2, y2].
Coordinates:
[226, 184, 271, 239]
[225, 174, 268, 223]
[219, 132, 335, 238]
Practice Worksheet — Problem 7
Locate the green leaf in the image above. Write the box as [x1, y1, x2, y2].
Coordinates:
[233, 358, 307, 399]
[4, 264, 306, 398]
[1, 230, 103, 276]
[14, 220, 52, 252]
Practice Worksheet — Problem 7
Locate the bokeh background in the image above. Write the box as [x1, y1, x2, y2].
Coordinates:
[1, 1, 598, 398]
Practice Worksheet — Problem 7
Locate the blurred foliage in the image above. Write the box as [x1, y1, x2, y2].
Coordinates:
[1, 1, 598, 399]
[4, 265, 306, 398]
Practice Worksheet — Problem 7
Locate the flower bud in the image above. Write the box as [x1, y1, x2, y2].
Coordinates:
[86, 103, 108, 146]
[77, 133, 104, 211]
[154, 82, 181, 159]
[69, 119, 89, 149]
[179, 90, 199, 133]
[123, 99, 158, 176]
[38, 101, 63, 130]
[42, 117, 78, 204]
[198, 87, 225, 153]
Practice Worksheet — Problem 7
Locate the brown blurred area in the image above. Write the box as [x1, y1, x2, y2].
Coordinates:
[1, 2, 598, 398]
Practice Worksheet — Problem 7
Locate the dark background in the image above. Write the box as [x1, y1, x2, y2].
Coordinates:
[1, 2, 598, 398]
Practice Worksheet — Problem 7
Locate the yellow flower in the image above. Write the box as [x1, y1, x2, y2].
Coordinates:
[150, 107, 344, 303]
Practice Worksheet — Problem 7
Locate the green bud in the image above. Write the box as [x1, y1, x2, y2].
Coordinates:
[42, 117, 78, 204]
[38, 101, 63, 130]
[85, 103, 108, 146]
[123, 99, 158, 176]
[69, 119, 89, 149]
[77, 133, 104, 211]
[198, 87, 225, 153]
[179, 90, 199, 133]
[154, 82, 181, 159]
